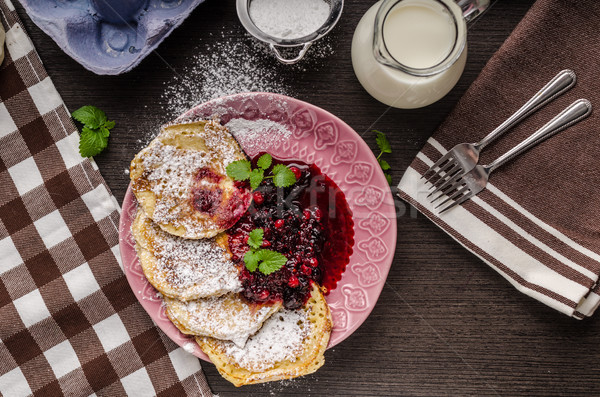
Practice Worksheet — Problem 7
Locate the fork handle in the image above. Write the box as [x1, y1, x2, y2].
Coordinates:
[487, 99, 592, 173]
[476, 69, 576, 150]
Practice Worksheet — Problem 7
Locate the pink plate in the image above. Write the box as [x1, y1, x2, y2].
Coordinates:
[119, 93, 397, 361]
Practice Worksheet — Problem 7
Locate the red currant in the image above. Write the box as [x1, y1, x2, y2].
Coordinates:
[253, 191, 264, 205]
[258, 290, 269, 300]
[262, 240, 271, 248]
[303, 209, 311, 220]
[314, 208, 323, 220]
[288, 276, 300, 288]
[309, 257, 318, 267]
[301, 265, 312, 276]
[274, 219, 284, 228]
[289, 166, 302, 180]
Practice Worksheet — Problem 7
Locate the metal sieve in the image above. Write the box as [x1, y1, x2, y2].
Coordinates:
[236, 0, 343, 64]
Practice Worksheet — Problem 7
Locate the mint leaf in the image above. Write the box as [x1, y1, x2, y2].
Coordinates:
[385, 173, 392, 185]
[372, 130, 392, 187]
[73, 106, 114, 157]
[249, 168, 264, 190]
[226, 160, 252, 181]
[272, 164, 297, 188]
[244, 250, 260, 272]
[79, 126, 108, 157]
[257, 249, 287, 274]
[247, 228, 264, 249]
[100, 126, 110, 138]
[374, 130, 391, 154]
[103, 120, 115, 130]
[379, 159, 391, 170]
[256, 153, 272, 170]
[72, 106, 107, 129]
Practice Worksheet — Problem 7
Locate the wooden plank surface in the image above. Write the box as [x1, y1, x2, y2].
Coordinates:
[15, 0, 600, 395]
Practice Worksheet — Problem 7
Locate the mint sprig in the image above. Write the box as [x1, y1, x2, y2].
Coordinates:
[373, 130, 392, 185]
[226, 153, 297, 190]
[242, 227, 287, 275]
[72, 105, 115, 158]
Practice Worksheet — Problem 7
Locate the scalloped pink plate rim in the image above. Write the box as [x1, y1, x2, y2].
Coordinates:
[119, 93, 397, 361]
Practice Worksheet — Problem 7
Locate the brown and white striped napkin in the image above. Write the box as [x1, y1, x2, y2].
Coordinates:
[398, 0, 600, 319]
[0, 1, 212, 395]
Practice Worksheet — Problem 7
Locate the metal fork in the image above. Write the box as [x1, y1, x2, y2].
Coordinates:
[422, 69, 577, 192]
[432, 98, 592, 213]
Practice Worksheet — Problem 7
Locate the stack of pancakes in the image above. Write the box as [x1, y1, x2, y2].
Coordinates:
[130, 119, 332, 386]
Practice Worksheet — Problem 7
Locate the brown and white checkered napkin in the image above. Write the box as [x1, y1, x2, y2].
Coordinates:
[0, 1, 212, 395]
[398, 0, 600, 319]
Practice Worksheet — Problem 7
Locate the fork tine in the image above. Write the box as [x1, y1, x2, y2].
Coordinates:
[429, 173, 465, 203]
[428, 162, 462, 190]
[434, 184, 469, 209]
[430, 179, 465, 204]
[439, 190, 474, 213]
[428, 171, 464, 198]
[424, 158, 457, 185]
[421, 152, 452, 180]
[430, 175, 463, 203]
[423, 155, 455, 183]
[436, 159, 458, 176]
[429, 190, 447, 204]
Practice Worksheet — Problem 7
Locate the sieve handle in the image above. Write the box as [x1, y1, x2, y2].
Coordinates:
[456, 0, 490, 23]
[269, 43, 312, 65]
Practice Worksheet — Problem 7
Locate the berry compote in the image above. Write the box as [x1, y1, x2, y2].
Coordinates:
[227, 157, 354, 310]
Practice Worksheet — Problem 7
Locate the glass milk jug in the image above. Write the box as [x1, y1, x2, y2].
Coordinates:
[352, 0, 489, 109]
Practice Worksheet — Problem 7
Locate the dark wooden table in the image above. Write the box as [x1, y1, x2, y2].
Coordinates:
[16, 0, 600, 395]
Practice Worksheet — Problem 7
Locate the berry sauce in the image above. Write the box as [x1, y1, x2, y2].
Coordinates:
[226, 157, 354, 309]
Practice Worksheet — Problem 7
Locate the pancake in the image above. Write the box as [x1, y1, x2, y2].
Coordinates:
[165, 293, 282, 348]
[196, 283, 332, 387]
[130, 119, 252, 239]
[132, 209, 241, 301]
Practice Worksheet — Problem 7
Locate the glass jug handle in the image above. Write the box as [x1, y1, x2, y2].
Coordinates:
[456, 0, 490, 23]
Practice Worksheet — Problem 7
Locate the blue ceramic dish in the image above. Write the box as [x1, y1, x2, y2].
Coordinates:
[20, 0, 205, 75]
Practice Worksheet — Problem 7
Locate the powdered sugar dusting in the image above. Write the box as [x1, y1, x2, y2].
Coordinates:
[138, 141, 208, 233]
[160, 32, 334, 121]
[225, 118, 292, 157]
[183, 342, 196, 354]
[149, 227, 241, 299]
[222, 309, 309, 372]
[162, 37, 290, 119]
[195, 120, 244, 166]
